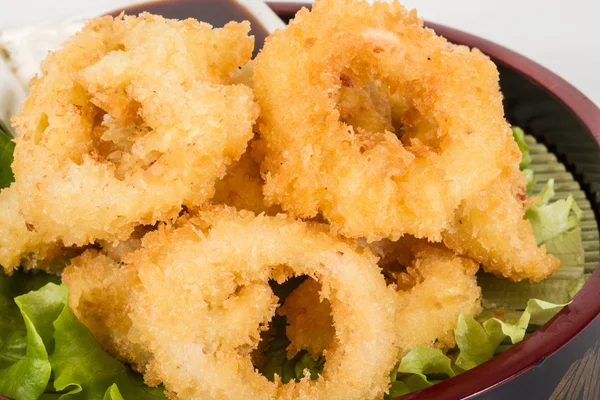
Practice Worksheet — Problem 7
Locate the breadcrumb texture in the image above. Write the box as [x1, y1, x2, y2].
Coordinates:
[0, 186, 61, 274]
[6, 14, 257, 268]
[254, 0, 559, 282]
[278, 278, 334, 359]
[254, 0, 516, 242]
[64, 207, 400, 400]
[443, 170, 560, 282]
[212, 140, 280, 215]
[62, 250, 152, 371]
[394, 241, 482, 352]
[282, 237, 481, 358]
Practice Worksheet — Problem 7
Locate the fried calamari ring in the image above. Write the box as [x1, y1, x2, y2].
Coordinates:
[314, 42, 559, 283]
[10, 14, 257, 254]
[281, 238, 481, 358]
[64, 245, 278, 379]
[393, 241, 481, 352]
[133, 207, 398, 400]
[278, 278, 334, 359]
[254, 0, 517, 242]
[66, 207, 399, 400]
[443, 170, 560, 282]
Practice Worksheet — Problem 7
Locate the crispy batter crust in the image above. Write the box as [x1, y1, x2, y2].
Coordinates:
[282, 238, 482, 358]
[394, 241, 482, 352]
[0, 186, 61, 274]
[212, 140, 280, 215]
[5, 14, 257, 268]
[254, 0, 559, 281]
[443, 170, 560, 282]
[254, 0, 517, 242]
[278, 278, 335, 359]
[64, 207, 400, 400]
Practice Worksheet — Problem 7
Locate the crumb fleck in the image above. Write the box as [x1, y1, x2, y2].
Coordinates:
[340, 73, 354, 88]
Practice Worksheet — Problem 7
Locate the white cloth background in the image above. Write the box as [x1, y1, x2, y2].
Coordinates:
[0, 0, 597, 105]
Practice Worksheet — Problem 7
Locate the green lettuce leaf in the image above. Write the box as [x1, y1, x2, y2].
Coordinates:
[512, 127, 535, 194]
[525, 179, 584, 275]
[0, 296, 51, 400]
[0, 127, 15, 190]
[455, 299, 567, 370]
[524, 169, 535, 196]
[453, 314, 506, 371]
[398, 346, 455, 381]
[477, 273, 574, 309]
[512, 127, 531, 170]
[294, 352, 324, 381]
[103, 385, 125, 400]
[0, 271, 60, 370]
[260, 315, 324, 384]
[387, 298, 568, 395]
[525, 180, 582, 244]
[386, 346, 455, 398]
[0, 116, 13, 138]
[544, 226, 584, 270]
[0, 283, 64, 399]
[260, 316, 290, 382]
[16, 284, 67, 352]
[0, 278, 166, 400]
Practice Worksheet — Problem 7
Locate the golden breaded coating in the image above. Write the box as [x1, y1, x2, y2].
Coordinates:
[62, 250, 152, 371]
[0, 185, 61, 274]
[254, 0, 517, 242]
[212, 140, 280, 215]
[336, 82, 394, 134]
[281, 238, 481, 358]
[5, 14, 257, 269]
[64, 206, 399, 400]
[278, 278, 334, 359]
[211, 61, 279, 215]
[394, 242, 482, 352]
[253, 0, 558, 282]
[443, 170, 560, 282]
[213, 57, 273, 218]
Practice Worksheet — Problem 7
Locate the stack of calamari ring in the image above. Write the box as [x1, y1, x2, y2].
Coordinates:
[0, 0, 562, 399]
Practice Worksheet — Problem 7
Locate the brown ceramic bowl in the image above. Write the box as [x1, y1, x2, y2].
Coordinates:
[110, 1, 600, 399]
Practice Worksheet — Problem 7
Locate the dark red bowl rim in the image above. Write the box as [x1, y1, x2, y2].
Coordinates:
[269, 2, 600, 399]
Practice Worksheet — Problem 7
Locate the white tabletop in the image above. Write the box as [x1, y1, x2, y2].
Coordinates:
[0, 0, 598, 106]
